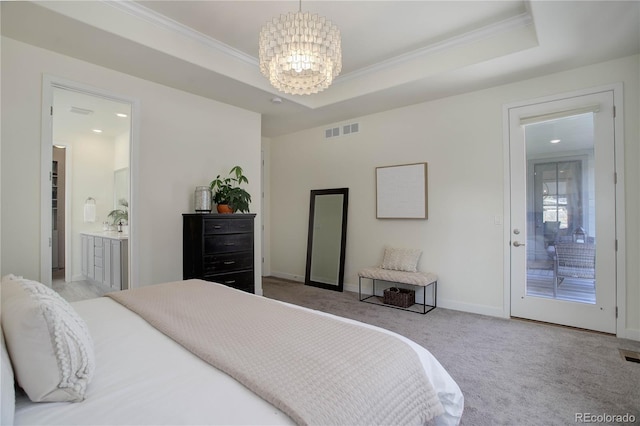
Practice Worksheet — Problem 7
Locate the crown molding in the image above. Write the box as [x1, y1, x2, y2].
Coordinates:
[104, 0, 258, 67]
[338, 10, 534, 83]
[94, 1, 536, 110]
[104, 1, 533, 86]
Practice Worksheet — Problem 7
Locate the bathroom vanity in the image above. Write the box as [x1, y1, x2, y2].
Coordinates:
[80, 232, 129, 291]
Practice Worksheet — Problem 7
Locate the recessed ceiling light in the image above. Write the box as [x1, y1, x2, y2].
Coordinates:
[92, 129, 103, 133]
[116, 113, 128, 118]
[550, 139, 561, 144]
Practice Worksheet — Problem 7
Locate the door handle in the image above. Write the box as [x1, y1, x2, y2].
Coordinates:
[513, 241, 525, 247]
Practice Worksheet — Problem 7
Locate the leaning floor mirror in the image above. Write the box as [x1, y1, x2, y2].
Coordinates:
[305, 188, 349, 292]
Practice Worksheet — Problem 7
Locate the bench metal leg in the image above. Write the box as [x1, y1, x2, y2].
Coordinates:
[358, 276, 437, 315]
[359, 276, 379, 303]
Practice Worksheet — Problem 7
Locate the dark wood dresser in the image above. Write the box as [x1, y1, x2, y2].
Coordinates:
[183, 213, 256, 293]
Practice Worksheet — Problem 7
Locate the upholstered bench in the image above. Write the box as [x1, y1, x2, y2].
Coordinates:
[358, 267, 438, 314]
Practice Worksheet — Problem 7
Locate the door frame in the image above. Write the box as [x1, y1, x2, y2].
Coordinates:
[502, 84, 626, 337]
[40, 75, 140, 288]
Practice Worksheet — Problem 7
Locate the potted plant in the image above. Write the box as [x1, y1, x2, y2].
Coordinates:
[107, 199, 128, 230]
[209, 166, 252, 213]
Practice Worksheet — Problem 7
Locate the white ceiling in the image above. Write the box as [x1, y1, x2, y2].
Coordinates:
[1, 1, 639, 137]
[525, 113, 594, 157]
[53, 88, 132, 144]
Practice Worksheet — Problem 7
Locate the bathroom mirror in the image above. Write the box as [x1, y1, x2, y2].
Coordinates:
[114, 167, 129, 209]
[305, 188, 349, 292]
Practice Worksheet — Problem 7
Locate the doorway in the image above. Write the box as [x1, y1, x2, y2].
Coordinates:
[506, 88, 622, 334]
[41, 76, 137, 290]
[52, 145, 67, 281]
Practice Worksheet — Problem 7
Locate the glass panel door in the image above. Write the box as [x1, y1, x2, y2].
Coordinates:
[509, 89, 616, 333]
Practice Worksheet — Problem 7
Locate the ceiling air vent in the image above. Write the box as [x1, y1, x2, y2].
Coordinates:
[69, 106, 94, 115]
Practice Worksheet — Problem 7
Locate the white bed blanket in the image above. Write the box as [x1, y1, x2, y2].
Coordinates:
[107, 279, 444, 425]
[14, 283, 463, 426]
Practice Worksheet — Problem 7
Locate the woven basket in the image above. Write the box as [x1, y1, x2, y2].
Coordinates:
[383, 287, 415, 308]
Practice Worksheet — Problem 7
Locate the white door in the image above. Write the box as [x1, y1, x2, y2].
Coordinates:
[508, 90, 617, 333]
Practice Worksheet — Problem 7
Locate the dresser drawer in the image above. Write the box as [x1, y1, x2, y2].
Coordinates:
[184, 213, 256, 293]
[204, 219, 253, 235]
[204, 252, 253, 274]
[204, 271, 254, 293]
[204, 233, 252, 254]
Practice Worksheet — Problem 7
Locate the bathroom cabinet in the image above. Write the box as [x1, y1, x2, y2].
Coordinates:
[81, 232, 129, 290]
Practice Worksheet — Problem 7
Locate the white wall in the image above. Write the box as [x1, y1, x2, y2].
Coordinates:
[269, 54, 640, 338]
[1, 37, 263, 292]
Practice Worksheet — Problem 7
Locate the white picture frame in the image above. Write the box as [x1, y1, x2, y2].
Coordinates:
[376, 162, 428, 219]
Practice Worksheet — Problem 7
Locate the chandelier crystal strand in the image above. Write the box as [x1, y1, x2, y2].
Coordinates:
[259, 5, 342, 95]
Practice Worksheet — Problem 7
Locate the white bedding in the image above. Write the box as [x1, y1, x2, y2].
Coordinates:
[14, 293, 463, 425]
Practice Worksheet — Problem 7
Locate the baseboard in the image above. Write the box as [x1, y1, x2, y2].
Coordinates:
[270, 271, 304, 283]
[437, 298, 505, 318]
[618, 327, 640, 341]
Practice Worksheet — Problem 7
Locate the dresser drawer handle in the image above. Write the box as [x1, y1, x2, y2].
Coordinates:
[224, 280, 236, 284]
[223, 261, 236, 265]
[213, 226, 222, 229]
[224, 243, 235, 246]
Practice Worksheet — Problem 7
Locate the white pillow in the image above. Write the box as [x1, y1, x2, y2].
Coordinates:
[380, 246, 422, 272]
[1, 331, 15, 426]
[1, 277, 95, 402]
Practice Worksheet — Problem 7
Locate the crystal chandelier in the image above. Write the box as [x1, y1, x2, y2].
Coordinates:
[259, 0, 342, 95]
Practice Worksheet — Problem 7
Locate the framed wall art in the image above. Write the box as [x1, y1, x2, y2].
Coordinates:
[376, 162, 428, 219]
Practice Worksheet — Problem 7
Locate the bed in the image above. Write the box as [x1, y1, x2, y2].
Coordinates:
[1, 275, 463, 425]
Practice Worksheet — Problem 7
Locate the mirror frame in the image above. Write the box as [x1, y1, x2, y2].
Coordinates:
[305, 188, 349, 292]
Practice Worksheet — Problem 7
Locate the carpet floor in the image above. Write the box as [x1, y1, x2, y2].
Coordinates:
[262, 277, 640, 426]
